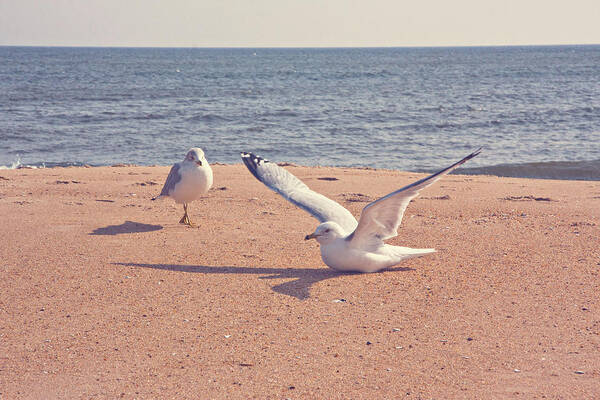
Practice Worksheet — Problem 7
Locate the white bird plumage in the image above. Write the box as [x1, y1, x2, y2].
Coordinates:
[153, 147, 213, 226]
[241, 149, 481, 272]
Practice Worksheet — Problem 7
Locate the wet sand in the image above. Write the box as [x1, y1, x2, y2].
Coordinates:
[1, 164, 599, 398]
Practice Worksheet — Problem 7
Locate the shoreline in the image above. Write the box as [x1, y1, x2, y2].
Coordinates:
[1, 164, 599, 398]
[2, 158, 600, 182]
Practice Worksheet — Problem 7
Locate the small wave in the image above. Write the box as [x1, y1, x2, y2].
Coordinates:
[300, 118, 325, 124]
[337, 70, 394, 79]
[0, 156, 90, 170]
[466, 105, 486, 112]
[258, 109, 300, 118]
[458, 159, 600, 181]
[246, 125, 265, 133]
[133, 113, 168, 121]
[187, 113, 229, 122]
[421, 105, 445, 112]
[0, 156, 43, 170]
[0, 157, 23, 170]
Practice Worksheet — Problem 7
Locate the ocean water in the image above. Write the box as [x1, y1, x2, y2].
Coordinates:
[1, 45, 599, 179]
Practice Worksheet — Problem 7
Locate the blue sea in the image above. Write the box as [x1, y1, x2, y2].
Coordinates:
[1, 46, 599, 180]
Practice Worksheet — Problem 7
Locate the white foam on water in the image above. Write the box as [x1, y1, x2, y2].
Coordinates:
[0, 156, 44, 170]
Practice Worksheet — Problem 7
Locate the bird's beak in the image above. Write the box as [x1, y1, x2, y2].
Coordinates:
[305, 233, 319, 240]
[196, 160, 203, 166]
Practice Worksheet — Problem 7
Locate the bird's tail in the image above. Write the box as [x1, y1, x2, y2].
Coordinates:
[394, 247, 436, 260]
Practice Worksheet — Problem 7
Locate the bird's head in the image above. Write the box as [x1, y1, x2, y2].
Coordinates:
[305, 221, 345, 245]
[185, 148, 207, 166]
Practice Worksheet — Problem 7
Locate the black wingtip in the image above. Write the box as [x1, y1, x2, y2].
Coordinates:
[241, 151, 268, 181]
[460, 147, 483, 164]
[241, 152, 270, 165]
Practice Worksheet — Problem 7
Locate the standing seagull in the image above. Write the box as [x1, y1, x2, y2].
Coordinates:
[241, 149, 481, 272]
[153, 148, 213, 226]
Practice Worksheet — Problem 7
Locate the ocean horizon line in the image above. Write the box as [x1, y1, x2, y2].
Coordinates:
[1, 43, 599, 50]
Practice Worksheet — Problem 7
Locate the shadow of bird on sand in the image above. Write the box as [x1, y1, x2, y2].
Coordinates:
[90, 221, 163, 235]
[114, 262, 414, 300]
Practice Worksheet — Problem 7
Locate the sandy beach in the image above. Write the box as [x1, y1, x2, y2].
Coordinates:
[1, 164, 599, 399]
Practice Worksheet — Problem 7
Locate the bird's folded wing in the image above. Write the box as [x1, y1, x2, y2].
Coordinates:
[241, 152, 358, 233]
[158, 163, 182, 197]
[348, 148, 482, 248]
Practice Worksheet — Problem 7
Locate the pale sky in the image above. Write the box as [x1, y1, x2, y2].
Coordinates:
[1, 0, 599, 47]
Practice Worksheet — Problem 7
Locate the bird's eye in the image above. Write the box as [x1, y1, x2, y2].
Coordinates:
[325, 229, 330, 233]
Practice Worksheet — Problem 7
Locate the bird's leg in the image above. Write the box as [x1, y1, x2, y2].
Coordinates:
[179, 203, 189, 225]
[186, 203, 195, 227]
[179, 203, 194, 226]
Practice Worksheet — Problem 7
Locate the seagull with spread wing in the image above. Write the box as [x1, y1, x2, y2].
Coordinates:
[241, 149, 481, 272]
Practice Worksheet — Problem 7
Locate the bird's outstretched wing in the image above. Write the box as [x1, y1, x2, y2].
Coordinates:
[153, 163, 182, 199]
[347, 149, 482, 248]
[241, 152, 358, 233]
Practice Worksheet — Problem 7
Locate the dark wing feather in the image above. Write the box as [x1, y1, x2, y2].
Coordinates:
[241, 152, 358, 233]
[153, 163, 182, 199]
